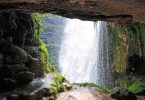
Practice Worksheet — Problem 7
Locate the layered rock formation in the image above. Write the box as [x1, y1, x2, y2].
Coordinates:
[0, 0, 145, 23]
[0, 12, 44, 93]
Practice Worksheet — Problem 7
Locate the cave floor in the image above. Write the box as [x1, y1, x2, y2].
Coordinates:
[57, 89, 114, 100]
[57, 89, 145, 100]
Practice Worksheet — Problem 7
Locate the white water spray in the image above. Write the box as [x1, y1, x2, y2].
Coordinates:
[59, 19, 100, 83]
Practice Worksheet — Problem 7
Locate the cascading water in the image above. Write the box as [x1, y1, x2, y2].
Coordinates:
[59, 19, 114, 87]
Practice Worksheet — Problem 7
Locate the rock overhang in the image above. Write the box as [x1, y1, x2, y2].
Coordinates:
[0, 0, 145, 24]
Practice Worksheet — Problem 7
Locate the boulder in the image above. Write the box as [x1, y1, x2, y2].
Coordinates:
[11, 64, 28, 74]
[0, 64, 28, 79]
[0, 39, 27, 64]
[62, 82, 72, 90]
[7, 94, 19, 100]
[13, 46, 27, 64]
[25, 54, 33, 64]
[26, 57, 44, 77]
[16, 71, 35, 86]
[24, 46, 39, 58]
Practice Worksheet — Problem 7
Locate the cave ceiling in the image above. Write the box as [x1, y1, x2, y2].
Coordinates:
[0, 0, 145, 24]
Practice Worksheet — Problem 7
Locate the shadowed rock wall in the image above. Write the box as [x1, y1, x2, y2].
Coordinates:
[0, 12, 44, 92]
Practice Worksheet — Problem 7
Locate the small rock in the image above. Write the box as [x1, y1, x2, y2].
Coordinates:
[0, 97, 7, 100]
[26, 93, 36, 100]
[16, 71, 35, 85]
[35, 89, 44, 99]
[62, 82, 72, 90]
[19, 93, 36, 100]
[110, 87, 137, 100]
[42, 88, 52, 97]
[7, 94, 19, 100]
[41, 96, 54, 100]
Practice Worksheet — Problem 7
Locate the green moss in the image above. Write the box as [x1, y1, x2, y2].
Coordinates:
[117, 79, 145, 93]
[73, 82, 111, 93]
[32, 13, 55, 73]
[108, 24, 128, 73]
[73, 82, 97, 87]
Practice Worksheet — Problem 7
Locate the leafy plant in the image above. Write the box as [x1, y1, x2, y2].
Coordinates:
[50, 72, 68, 97]
[126, 80, 145, 93]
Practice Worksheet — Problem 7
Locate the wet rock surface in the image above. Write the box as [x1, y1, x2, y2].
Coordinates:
[110, 87, 137, 100]
[57, 89, 114, 100]
[0, 74, 56, 100]
[0, 12, 44, 93]
[127, 54, 145, 75]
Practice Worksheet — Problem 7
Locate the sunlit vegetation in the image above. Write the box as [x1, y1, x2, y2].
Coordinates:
[50, 72, 69, 98]
[116, 79, 145, 93]
[127, 80, 145, 93]
[32, 13, 56, 73]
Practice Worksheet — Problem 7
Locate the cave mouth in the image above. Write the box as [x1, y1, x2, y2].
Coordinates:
[0, 11, 145, 100]
[39, 13, 115, 88]
[38, 12, 145, 95]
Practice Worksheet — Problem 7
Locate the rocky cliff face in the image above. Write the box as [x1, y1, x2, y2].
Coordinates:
[0, 0, 145, 24]
[0, 12, 44, 92]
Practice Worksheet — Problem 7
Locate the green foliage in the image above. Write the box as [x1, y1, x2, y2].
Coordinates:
[73, 82, 111, 94]
[50, 72, 68, 97]
[116, 78, 145, 93]
[32, 13, 49, 34]
[126, 80, 145, 93]
[32, 13, 55, 73]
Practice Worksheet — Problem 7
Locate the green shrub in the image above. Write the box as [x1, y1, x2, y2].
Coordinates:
[50, 72, 67, 96]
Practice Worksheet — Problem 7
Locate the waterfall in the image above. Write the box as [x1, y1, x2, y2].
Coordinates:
[59, 19, 114, 86]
